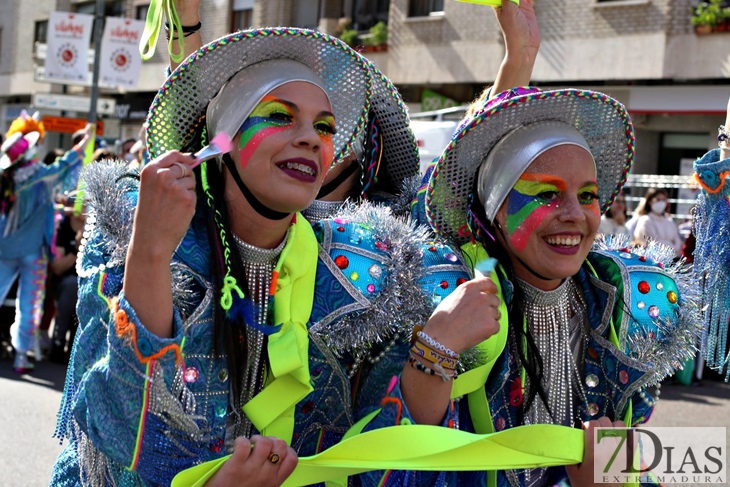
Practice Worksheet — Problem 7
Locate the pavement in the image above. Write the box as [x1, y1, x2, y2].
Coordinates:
[1, 356, 728, 487]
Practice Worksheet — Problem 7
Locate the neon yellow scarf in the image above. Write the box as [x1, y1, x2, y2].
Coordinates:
[241, 213, 317, 442]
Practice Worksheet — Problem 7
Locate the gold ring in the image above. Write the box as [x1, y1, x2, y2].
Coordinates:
[268, 452, 281, 465]
[173, 162, 188, 178]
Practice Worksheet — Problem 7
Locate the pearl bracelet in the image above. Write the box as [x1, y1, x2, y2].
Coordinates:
[416, 330, 459, 359]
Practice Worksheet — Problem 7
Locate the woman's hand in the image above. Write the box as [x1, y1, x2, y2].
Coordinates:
[401, 274, 501, 425]
[169, 0, 203, 71]
[491, 0, 540, 95]
[123, 151, 197, 337]
[422, 274, 501, 353]
[206, 436, 298, 487]
[566, 417, 629, 487]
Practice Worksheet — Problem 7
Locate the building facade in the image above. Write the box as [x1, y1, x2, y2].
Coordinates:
[0, 0, 727, 192]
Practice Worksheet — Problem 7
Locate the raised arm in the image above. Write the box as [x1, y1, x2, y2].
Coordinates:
[721, 94, 730, 161]
[169, 0, 203, 71]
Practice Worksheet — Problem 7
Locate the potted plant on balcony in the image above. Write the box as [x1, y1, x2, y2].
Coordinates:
[368, 21, 388, 51]
[691, 0, 725, 34]
[339, 27, 360, 48]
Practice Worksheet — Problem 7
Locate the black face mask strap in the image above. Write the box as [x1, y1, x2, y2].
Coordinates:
[494, 221, 553, 282]
[222, 153, 290, 221]
[316, 160, 361, 199]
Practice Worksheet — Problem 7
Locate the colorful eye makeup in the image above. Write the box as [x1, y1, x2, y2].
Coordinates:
[505, 173, 566, 251]
[238, 95, 336, 172]
[504, 173, 599, 251]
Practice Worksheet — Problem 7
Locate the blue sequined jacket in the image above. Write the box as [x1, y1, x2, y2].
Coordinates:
[452, 242, 695, 487]
[0, 148, 82, 258]
[51, 162, 470, 487]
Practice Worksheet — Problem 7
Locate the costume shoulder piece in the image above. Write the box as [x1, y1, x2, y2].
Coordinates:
[78, 160, 139, 270]
[587, 234, 702, 385]
[78, 160, 196, 309]
[310, 201, 466, 360]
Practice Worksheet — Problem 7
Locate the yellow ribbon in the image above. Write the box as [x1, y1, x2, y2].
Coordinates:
[139, 0, 186, 63]
[242, 214, 317, 443]
[171, 424, 583, 487]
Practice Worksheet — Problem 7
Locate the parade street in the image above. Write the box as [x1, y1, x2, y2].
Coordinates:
[1, 359, 728, 487]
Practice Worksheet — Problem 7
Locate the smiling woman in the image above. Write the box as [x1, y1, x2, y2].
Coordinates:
[50, 27, 489, 487]
[425, 86, 702, 487]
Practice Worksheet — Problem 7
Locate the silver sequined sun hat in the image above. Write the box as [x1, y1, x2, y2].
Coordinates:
[425, 87, 635, 245]
[145, 27, 419, 186]
[146, 28, 372, 165]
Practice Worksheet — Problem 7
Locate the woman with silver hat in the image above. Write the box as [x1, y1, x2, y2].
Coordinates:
[425, 87, 701, 486]
[51, 27, 499, 486]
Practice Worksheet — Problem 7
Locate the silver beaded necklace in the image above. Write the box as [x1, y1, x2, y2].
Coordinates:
[301, 199, 345, 222]
[509, 277, 589, 487]
[224, 232, 287, 448]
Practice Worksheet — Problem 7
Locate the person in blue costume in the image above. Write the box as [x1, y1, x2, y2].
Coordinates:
[51, 28, 501, 487]
[692, 93, 730, 381]
[424, 86, 702, 486]
[0, 111, 89, 373]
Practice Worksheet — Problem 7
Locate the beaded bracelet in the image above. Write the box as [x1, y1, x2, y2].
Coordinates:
[718, 125, 729, 148]
[164, 21, 202, 40]
[408, 353, 457, 382]
[416, 330, 459, 359]
[411, 340, 459, 370]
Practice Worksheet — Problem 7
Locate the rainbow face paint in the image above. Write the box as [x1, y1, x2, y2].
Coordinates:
[504, 173, 600, 251]
[316, 115, 335, 175]
[238, 95, 336, 173]
[505, 173, 567, 251]
[578, 183, 601, 217]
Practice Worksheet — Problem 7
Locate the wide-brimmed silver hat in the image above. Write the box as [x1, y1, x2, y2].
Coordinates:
[425, 87, 635, 245]
[145, 27, 419, 187]
[146, 28, 372, 165]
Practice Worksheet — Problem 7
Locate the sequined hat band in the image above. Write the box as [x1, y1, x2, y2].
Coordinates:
[477, 120, 595, 221]
[206, 59, 331, 143]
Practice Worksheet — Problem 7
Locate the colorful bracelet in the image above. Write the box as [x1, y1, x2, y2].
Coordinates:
[416, 330, 459, 359]
[411, 340, 459, 370]
[408, 353, 457, 382]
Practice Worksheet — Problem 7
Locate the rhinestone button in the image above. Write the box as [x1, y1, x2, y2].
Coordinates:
[183, 366, 199, 383]
[619, 370, 629, 385]
[586, 403, 599, 416]
[368, 264, 382, 279]
[215, 405, 227, 418]
[218, 368, 228, 382]
[585, 374, 599, 388]
[648, 305, 660, 319]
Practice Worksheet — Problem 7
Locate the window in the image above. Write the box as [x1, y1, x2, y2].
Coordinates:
[34, 19, 48, 44]
[136, 4, 149, 21]
[293, 0, 322, 30]
[351, 0, 390, 30]
[232, 0, 254, 30]
[408, 0, 443, 17]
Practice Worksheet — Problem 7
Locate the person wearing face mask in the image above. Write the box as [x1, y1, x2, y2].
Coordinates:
[632, 187, 682, 253]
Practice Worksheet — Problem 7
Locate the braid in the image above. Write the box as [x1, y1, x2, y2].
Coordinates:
[467, 191, 553, 421]
[199, 160, 252, 402]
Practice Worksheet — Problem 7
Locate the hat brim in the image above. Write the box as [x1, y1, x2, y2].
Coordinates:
[0, 131, 41, 171]
[146, 28, 372, 165]
[365, 67, 420, 190]
[426, 89, 635, 245]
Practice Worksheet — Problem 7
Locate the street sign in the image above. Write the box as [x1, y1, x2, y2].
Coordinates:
[32, 92, 116, 116]
[34, 66, 116, 88]
[42, 116, 105, 135]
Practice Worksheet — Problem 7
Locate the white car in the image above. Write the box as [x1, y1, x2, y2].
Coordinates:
[409, 106, 467, 175]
